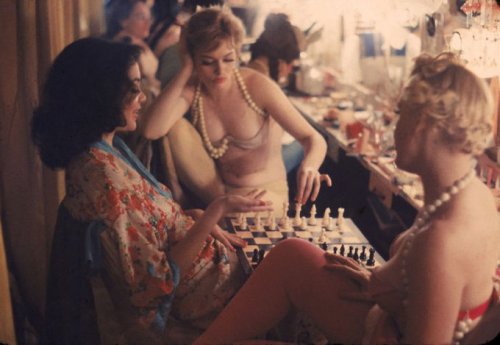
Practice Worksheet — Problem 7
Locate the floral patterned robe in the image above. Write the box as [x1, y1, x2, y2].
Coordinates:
[63, 138, 243, 343]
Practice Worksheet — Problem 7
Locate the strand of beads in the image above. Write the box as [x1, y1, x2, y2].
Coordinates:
[233, 68, 266, 117]
[399, 165, 476, 344]
[191, 84, 229, 159]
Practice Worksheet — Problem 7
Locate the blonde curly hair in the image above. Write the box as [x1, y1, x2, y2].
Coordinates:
[399, 52, 493, 155]
[183, 7, 245, 58]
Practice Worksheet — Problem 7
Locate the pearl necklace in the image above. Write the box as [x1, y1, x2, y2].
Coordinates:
[191, 69, 266, 159]
[400, 165, 476, 344]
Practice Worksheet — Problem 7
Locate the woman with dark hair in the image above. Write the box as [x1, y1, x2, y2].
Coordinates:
[33, 37, 271, 344]
[104, 0, 161, 96]
[248, 13, 300, 85]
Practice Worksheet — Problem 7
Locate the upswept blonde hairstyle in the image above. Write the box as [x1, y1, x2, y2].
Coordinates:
[184, 7, 245, 57]
[400, 52, 493, 155]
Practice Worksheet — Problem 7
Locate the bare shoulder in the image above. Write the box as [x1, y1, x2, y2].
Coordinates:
[239, 67, 280, 94]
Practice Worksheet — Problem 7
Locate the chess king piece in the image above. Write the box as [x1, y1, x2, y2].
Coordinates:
[308, 204, 317, 225]
[269, 215, 277, 230]
[293, 202, 302, 226]
[279, 202, 289, 226]
[337, 207, 345, 230]
[322, 207, 331, 228]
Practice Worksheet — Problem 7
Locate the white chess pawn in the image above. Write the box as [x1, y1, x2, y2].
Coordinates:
[280, 215, 290, 230]
[293, 202, 302, 226]
[318, 228, 327, 244]
[322, 207, 331, 227]
[300, 216, 308, 230]
[308, 204, 317, 225]
[266, 211, 274, 227]
[327, 216, 335, 231]
[279, 202, 289, 226]
[337, 207, 345, 230]
[269, 215, 277, 231]
[254, 212, 262, 230]
[240, 216, 248, 230]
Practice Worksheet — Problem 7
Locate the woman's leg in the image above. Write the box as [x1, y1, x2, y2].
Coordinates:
[195, 238, 373, 344]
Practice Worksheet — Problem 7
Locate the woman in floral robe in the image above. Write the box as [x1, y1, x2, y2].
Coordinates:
[32, 37, 272, 344]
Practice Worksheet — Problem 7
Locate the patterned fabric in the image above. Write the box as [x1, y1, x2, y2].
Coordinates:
[63, 138, 243, 342]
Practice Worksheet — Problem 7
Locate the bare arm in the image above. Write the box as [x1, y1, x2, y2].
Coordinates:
[142, 61, 194, 140]
[248, 70, 330, 203]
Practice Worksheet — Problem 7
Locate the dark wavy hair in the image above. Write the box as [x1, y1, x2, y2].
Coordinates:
[104, 0, 147, 39]
[31, 37, 141, 169]
[250, 13, 300, 82]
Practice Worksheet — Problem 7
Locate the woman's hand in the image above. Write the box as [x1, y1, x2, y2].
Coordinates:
[324, 252, 373, 302]
[210, 225, 247, 252]
[295, 167, 332, 204]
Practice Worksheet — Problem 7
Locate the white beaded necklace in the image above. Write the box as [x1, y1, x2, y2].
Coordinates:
[191, 68, 266, 159]
[400, 164, 477, 344]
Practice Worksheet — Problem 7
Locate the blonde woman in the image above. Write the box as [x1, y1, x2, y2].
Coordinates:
[143, 7, 331, 209]
[194, 53, 500, 344]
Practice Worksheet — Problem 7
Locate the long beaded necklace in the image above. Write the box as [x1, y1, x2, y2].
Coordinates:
[400, 164, 477, 344]
[191, 68, 266, 159]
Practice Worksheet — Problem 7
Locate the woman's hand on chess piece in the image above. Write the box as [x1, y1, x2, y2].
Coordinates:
[210, 226, 247, 252]
[323, 253, 373, 303]
[296, 167, 332, 204]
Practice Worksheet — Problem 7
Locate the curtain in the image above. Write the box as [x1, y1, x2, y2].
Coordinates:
[0, 0, 104, 336]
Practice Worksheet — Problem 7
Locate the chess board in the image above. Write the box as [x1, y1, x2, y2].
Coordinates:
[225, 216, 385, 276]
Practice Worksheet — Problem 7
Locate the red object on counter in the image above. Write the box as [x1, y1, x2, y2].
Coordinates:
[346, 121, 364, 140]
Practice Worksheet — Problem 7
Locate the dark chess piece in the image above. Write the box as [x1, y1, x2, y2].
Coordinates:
[258, 249, 266, 264]
[333, 246, 338, 254]
[353, 247, 359, 262]
[366, 247, 376, 267]
[321, 242, 328, 251]
[251, 248, 259, 263]
[309, 237, 314, 242]
[347, 246, 353, 258]
[360, 245, 367, 261]
[339, 244, 345, 256]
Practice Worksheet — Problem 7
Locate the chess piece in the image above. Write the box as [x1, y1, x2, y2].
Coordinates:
[258, 249, 266, 264]
[268, 213, 277, 230]
[337, 207, 345, 230]
[234, 213, 241, 225]
[340, 244, 345, 256]
[366, 248, 376, 267]
[266, 211, 273, 226]
[240, 216, 248, 230]
[360, 246, 367, 261]
[322, 207, 331, 228]
[318, 228, 327, 244]
[327, 217, 335, 231]
[280, 215, 290, 230]
[300, 216, 308, 230]
[279, 202, 289, 226]
[353, 247, 359, 262]
[347, 245, 353, 258]
[254, 212, 262, 230]
[321, 242, 328, 251]
[251, 249, 259, 263]
[308, 204, 317, 225]
[294, 202, 302, 226]
[333, 246, 338, 254]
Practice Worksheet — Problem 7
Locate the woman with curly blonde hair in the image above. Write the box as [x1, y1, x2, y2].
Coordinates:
[143, 7, 331, 209]
[194, 52, 500, 344]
